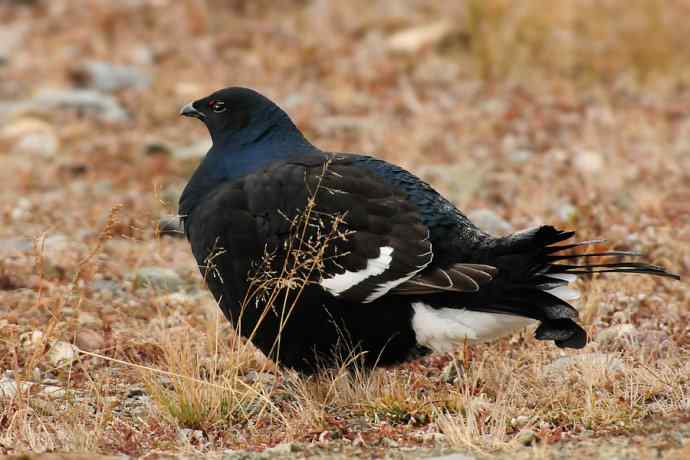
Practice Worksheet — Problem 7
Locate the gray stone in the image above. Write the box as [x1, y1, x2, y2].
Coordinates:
[543, 353, 625, 376]
[71, 60, 151, 92]
[515, 429, 537, 446]
[47, 341, 78, 367]
[467, 209, 514, 236]
[5, 89, 130, 123]
[134, 266, 183, 292]
[265, 442, 302, 455]
[574, 150, 604, 174]
[595, 324, 638, 345]
[425, 453, 475, 460]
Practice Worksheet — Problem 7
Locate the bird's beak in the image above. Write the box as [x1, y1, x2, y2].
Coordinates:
[179, 102, 205, 119]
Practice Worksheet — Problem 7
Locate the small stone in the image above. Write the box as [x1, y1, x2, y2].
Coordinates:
[134, 267, 183, 292]
[516, 429, 537, 446]
[511, 415, 530, 428]
[543, 353, 624, 376]
[574, 150, 604, 174]
[381, 437, 399, 448]
[595, 324, 638, 346]
[178, 428, 206, 446]
[88, 279, 122, 294]
[70, 60, 151, 92]
[426, 453, 475, 460]
[388, 21, 454, 53]
[556, 202, 578, 222]
[509, 149, 533, 164]
[77, 311, 102, 328]
[40, 385, 66, 398]
[467, 209, 514, 236]
[0, 377, 33, 398]
[1, 117, 59, 157]
[420, 432, 447, 443]
[19, 330, 45, 350]
[30, 89, 129, 123]
[265, 442, 301, 455]
[243, 371, 277, 387]
[76, 329, 105, 351]
[47, 341, 78, 367]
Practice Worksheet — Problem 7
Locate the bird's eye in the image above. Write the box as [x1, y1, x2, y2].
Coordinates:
[209, 100, 226, 113]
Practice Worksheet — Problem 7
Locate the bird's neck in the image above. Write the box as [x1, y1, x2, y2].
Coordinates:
[179, 115, 319, 220]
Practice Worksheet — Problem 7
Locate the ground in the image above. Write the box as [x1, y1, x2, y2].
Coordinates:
[0, 1, 689, 459]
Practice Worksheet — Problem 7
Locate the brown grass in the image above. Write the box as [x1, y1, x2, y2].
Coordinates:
[1, 0, 689, 458]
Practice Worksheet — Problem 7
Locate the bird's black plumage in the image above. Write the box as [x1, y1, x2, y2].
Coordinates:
[179, 87, 679, 372]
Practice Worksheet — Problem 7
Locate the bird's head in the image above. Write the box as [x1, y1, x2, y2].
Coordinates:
[179, 87, 295, 146]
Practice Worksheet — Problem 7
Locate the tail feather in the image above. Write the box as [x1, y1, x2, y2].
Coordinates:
[486, 225, 679, 349]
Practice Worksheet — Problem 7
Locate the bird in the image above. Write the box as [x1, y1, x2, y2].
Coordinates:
[178, 87, 679, 373]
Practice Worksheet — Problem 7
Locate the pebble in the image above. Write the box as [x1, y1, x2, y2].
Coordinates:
[388, 21, 454, 53]
[467, 209, 514, 236]
[265, 442, 302, 455]
[543, 353, 625, 376]
[47, 341, 78, 367]
[25, 89, 129, 122]
[70, 60, 151, 92]
[426, 453, 475, 460]
[76, 329, 105, 351]
[516, 429, 537, 446]
[1, 117, 59, 157]
[20, 330, 45, 350]
[574, 150, 604, 174]
[133, 266, 184, 292]
[595, 324, 638, 346]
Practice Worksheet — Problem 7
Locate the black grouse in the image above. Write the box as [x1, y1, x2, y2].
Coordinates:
[178, 87, 679, 373]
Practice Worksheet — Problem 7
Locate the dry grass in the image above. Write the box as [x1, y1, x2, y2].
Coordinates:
[1, 0, 689, 458]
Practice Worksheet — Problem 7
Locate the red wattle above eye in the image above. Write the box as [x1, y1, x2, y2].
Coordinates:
[208, 100, 216, 107]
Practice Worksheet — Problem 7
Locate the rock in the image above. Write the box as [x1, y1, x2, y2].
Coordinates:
[70, 60, 151, 92]
[76, 329, 104, 351]
[595, 324, 638, 346]
[516, 429, 537, 446]
[178, 428, 207, 446]
[1, 117, 59, 157]
[419, 432, 447, 443]
[0, 377, 33, 398]
[41, 384, 66, 398]
[0, 237, 33, 255]
[574, 150, 604, 174]
[543, 353, 624, 376]
[0, 23, 27, 65]
[47, 341, 78, 367]
[265, 442, 302, 455]
[20, 330, 45, 350]
[511, 415, 531, 428]
[509, 149, 533, 164]
[426, 453, 475, 460]
[556, 202, 578, 222]
[158, 215, 184, 238]
[467, 209, 514, 236]
[243, 371, 277, 387]
[388, 21, 454, 53]
[77, 311, 102, 328]
[88, 279, 122, 294]
[25, 89, 129, 123]
[381, 437, 399, 448]
[133, 267, 183, 292]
